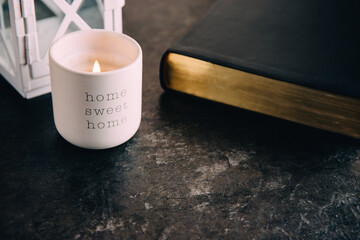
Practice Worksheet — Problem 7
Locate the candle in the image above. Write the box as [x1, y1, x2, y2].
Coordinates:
[63, 52, 133, 72]
[49, 30, 142, 149]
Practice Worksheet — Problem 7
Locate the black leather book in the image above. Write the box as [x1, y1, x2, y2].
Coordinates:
[160, 0, 360, 138]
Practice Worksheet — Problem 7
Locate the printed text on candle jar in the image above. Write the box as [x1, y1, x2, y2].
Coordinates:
[84, 91, 128, 129]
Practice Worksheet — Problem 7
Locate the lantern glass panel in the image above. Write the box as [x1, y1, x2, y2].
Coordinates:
[34, 0, 67, 59]
[0, 0, 15, 76]
[77, 0, 104, 29]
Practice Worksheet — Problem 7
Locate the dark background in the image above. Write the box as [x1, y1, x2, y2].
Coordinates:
[0, 0, 359, 239]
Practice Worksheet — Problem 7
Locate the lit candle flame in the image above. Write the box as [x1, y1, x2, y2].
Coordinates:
[92, 60, 101, 73]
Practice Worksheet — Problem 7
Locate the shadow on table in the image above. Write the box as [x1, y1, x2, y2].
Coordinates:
[158, 91, 360, 170]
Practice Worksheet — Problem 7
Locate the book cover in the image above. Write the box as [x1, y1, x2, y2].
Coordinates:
[160, 0, 360, 138]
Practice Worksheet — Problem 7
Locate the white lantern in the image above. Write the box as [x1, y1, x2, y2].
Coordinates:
[0, 0, 124, 99]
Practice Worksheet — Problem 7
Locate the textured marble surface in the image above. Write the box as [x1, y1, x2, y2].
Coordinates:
[0, 0, 359, 239]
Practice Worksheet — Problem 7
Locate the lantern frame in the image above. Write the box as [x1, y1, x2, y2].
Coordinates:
[0, 0, 124, 99]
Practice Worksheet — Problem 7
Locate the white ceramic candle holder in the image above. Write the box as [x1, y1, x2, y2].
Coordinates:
[49, 29, 142, 149]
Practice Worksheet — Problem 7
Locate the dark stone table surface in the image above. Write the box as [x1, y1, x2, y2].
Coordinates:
[1, 0, 359, 239]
